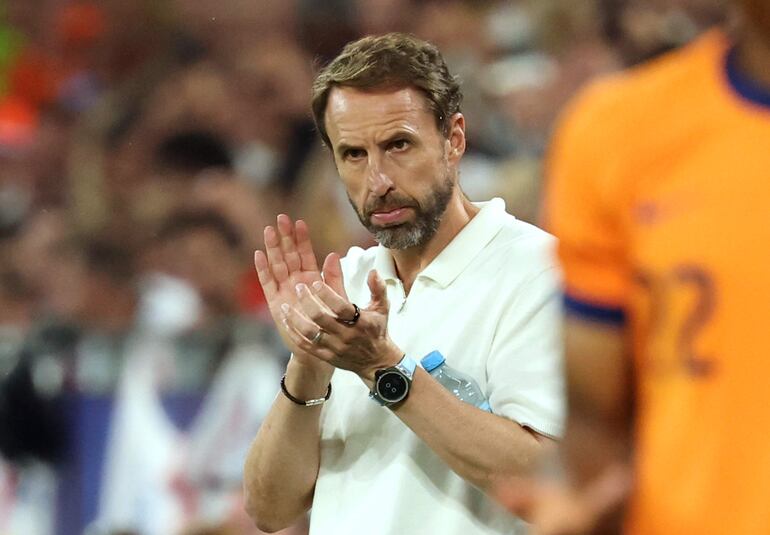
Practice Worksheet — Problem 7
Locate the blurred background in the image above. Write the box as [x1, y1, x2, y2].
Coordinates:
[0, 0, 727, 534]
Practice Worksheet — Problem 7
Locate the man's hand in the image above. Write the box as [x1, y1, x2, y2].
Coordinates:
[254, 214, 347, 369]
[281, 268, 402, 382]
[496, 464, 631, 535]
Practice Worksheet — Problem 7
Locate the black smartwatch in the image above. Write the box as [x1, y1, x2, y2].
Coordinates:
[369, 355, 417, 407]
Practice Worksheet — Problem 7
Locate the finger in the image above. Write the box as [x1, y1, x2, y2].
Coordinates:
[281, 302, 322, 342]
[296, 219, 320, 273]
[366, 269, 389, 313]
[322, 252, 349, 299]
[277, 214, 302, 274]
[310, 280, 355, 320]
[264, 226, 289, 283]
[281, 312, 336, 363]
[295, 283, 343, 334]
[254, 250, 278, 300]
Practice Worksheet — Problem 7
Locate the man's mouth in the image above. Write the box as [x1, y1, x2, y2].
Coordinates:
[370, 207, 412, 226]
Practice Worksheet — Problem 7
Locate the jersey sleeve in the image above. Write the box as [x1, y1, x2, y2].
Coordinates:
[542, 81, 631, 323]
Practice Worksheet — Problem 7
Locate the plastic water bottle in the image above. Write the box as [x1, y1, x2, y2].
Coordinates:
[421, 351, 491, 412]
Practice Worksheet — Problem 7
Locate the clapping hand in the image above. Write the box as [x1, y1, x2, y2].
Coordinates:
[254, 214, 346, 369]
[280, 269, 403, 383]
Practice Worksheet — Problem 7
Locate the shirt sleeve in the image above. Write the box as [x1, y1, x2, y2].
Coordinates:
[486, 264, 565, 439]
[542, 80, 631, 322]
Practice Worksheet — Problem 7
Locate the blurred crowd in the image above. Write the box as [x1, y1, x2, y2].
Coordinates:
[0, 0, 728, 534]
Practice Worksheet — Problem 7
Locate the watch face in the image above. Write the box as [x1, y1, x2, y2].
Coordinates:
[376, 370, 408, 403]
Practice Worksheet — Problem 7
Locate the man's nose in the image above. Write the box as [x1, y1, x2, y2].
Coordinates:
[366, 157, 394, 197]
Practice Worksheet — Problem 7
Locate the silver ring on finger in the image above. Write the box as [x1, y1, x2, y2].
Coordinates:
[311, 329, 324, 344]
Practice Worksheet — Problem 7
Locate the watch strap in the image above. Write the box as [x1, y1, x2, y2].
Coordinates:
[395, 354, 417, 380]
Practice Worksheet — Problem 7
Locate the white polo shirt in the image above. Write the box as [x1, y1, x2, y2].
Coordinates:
[310, 198, 564, 535]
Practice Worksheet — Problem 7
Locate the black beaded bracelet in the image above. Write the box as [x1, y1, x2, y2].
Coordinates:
[338, 303, 361, 326]
[280, 374, 332, 407]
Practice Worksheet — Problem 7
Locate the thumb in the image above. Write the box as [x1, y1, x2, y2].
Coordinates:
[366, 269, 389, 313]
[322, 253, 349, 300]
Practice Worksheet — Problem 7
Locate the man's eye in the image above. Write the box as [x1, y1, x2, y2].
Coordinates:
[390, 139, 409, 151]
[345, 149, 366, 160]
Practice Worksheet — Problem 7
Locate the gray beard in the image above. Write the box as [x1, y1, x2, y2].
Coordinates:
[350, 175, 455, 250]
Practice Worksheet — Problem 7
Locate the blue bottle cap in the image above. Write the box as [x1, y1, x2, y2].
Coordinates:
[420, 350, 446, 372]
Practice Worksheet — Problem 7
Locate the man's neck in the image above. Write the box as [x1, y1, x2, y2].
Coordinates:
[390, 194, 479, 294]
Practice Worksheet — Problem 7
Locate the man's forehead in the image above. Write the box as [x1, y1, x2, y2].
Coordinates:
[326, 86, 431, 122]
[324, 86, 436, 144]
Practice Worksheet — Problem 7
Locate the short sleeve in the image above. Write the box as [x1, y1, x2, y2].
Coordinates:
[542, 81, 631, 322]
[486, 265, 565, 439]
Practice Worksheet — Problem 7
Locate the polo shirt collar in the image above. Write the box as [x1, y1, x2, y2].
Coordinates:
[373, 197, 508, 288]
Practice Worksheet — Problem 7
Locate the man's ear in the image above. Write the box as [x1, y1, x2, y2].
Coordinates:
[446, 112, 466, 164]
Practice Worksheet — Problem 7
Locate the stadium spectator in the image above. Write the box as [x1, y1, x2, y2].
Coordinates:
[97, 208, 296, 534]
[0, 236, 141, 534]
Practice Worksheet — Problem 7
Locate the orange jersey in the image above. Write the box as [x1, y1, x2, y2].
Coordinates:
[544, 30, 770, 534]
